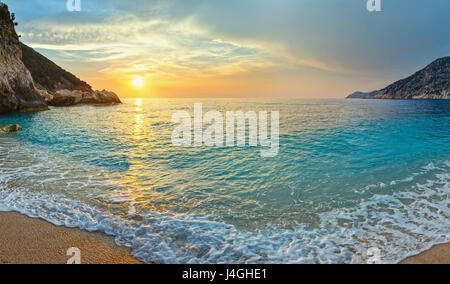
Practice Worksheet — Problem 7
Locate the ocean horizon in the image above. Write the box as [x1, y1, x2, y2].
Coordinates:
[0, 98, 448, 264]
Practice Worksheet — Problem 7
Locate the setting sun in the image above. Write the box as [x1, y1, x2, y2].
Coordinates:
[133, 77, 144, 88]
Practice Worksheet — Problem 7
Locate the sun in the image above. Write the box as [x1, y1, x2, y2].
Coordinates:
[133, 77, 144, 88]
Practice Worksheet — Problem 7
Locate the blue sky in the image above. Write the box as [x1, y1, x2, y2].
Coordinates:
[5, 0, 450, 98]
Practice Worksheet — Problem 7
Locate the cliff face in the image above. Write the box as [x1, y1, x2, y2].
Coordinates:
[20, 39, 121, 106]
[367, 57, 450, 100]
[0, 4, 47, 113]
[21, 43, 93, 93]
[1, 5, 120, 113]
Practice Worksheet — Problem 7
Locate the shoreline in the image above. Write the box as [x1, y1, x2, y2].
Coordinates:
[0, 211, 448, 264]
[0, 211, 141, 264]
[400, 243, 450, 264]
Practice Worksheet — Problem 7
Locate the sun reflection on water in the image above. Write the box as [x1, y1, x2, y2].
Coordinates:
[135, 98, 142, 111]
[109, 98, 178, 218]
[133, 98, 144, 139]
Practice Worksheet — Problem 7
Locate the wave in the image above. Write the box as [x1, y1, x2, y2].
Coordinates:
[0, 160, 448, 264]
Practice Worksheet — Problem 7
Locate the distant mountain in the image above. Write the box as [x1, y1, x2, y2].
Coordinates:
[346, 91, 375, 99]
[366, 57, 450, 100]
[21, 43, 92, 93]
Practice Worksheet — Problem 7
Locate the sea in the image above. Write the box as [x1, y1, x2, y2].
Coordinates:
[0, 98, 449, 263]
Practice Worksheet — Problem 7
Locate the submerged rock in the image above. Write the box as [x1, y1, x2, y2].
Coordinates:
[1, 124, 22, 132]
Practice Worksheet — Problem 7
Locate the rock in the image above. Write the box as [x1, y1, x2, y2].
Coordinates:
[37, 89, 53, 103]
[49, 89, 121, 106]
[20, 41, 123, 106]
[0, 5, 48, 113]
[1, 124, 22, 132]
[51, 89, 83, 106]
[366, 57, 450, 100]
[93, 90, 122, 104]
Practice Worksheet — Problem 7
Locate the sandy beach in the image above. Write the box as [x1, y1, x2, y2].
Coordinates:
[0, 212, 141, 264]
[400, 243, 450, 264]
[0, 211, 448, 264]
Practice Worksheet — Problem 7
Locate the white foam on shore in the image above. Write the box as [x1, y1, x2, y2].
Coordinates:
[1, 136, 449, 263]
[0, 161, 448, 264]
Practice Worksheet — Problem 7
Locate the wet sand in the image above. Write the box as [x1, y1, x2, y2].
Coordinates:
[400, 243, 450, 264]
[0, 212, 141, 264]
[0, 211, 448, 264]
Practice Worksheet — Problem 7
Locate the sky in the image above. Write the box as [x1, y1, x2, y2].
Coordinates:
[5, 0, 450, 98]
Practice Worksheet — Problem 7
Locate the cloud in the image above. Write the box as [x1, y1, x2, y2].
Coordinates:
[18, 0, 358, 80]
[20, 11, 296, 80]
[10, 0, 450, 97]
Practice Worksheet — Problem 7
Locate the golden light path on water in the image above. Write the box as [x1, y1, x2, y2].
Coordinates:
[0, 98, 449, 263]
[111, 98, 178, 219]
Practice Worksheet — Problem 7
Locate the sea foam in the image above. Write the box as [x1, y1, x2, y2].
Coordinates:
[0, 161, 448, 264]
[0, 99, 449, 264]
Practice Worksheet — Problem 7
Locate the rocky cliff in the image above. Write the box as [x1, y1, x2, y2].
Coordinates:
[367, 57, 450, 100]
[21, 43, 92, 93]
[1, 5, 120, 113]
[0, 4, 47, 113]
[21, 43, 121, 106]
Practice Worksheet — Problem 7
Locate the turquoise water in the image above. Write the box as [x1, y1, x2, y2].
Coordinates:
[0, 99, 449, 263]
